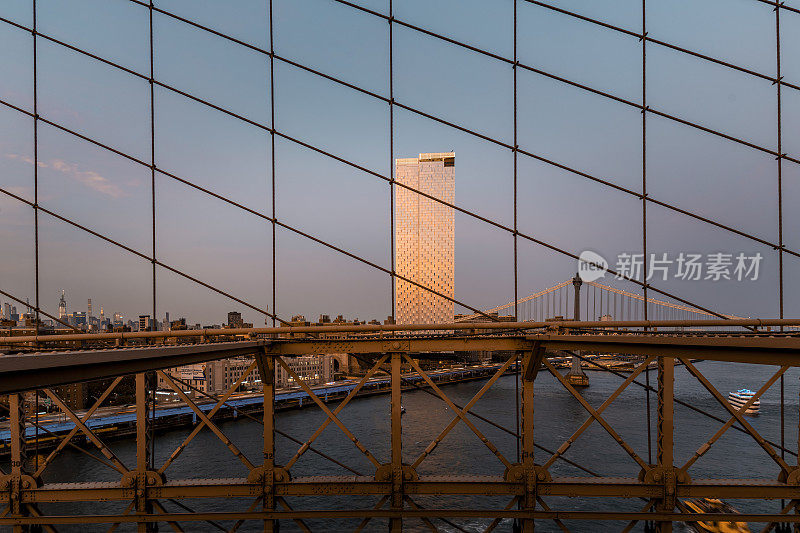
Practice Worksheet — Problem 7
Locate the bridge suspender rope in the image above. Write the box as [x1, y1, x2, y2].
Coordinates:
[456, 278, 747, 326]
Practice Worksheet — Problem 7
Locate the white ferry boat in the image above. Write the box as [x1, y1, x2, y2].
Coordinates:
[728, 389, 760, 415]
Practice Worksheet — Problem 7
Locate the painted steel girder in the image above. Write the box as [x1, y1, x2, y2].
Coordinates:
[14, 476, 800, 502]
[4, 333, 800, 395]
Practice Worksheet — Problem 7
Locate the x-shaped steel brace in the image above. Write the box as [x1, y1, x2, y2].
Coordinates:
[159, 371, 255, 471]
[285, 354, 389, 471]
[158, 360, 258, 475]
[43, 388, 129, 474]
[35, 376, 124, 478]
[680, 364, 788, 473]
[405, 354, 513, 470]
[544, 356, 656, 470]
[681, 358, 791, 474]
[411, 353, 518, 469]
[277, 357, 382, 468]
[544, 358, 650, 471]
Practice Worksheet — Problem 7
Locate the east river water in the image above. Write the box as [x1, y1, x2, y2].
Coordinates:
[31, 361, 800, 531]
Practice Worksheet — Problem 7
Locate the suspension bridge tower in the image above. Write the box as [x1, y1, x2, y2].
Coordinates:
[566, 273, 589, 387]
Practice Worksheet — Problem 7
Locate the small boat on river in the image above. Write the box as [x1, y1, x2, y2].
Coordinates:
[727, 389, 759, 415]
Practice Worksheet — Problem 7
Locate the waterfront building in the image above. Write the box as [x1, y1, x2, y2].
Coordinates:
[394, 152, 455, 325]
[275, 355, 335, 388]
[207, 357, 262, 392]
[159, 355, 334, 395]
[158, 363, 210, 394]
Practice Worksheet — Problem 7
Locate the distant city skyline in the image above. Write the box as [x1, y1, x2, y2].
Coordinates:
[0, 288, 403, 332]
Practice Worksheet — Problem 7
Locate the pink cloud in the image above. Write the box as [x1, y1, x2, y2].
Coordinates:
[4, 154, 126, 199]
[4, 153, 45, 167]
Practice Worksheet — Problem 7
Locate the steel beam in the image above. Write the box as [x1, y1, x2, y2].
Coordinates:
[521, 348, 536, 533]
[5, 333, 800, 395]
[272, 336, 531, 356]
[390, 352, 403, 532]
[19, 476, 800, 501]
[656, 357, 675, 532]
[7, 394, 26, 533]
[134, 373, 154, 533]
[528, 334, 800, 366]
[2, 318, 800, 346]
[6, 509, 800, 525]
[256, 349, 276, 533]
[0, 341, 265, 394]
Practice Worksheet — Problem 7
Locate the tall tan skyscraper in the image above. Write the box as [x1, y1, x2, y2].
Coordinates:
[394, 152, 455, 325]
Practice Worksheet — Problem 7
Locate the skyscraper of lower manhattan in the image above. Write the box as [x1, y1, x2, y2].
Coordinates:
[394, 152, 455, 325]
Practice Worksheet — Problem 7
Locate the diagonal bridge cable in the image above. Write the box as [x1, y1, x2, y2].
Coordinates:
[2, 9, 795, 264]
[0, 97, 756, 327]
[0, 6, 779, 326]
[35, 2, 795, 259]
[520, 0, 800, 93]
[326, 0, 800, 166]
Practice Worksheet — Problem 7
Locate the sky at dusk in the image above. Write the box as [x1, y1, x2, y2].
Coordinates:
[0, 0, 799, 326]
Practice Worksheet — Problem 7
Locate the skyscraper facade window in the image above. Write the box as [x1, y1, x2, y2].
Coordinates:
[394, 152, 455, 325]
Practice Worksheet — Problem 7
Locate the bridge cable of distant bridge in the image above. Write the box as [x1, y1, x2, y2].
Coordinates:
[456, 278, 744, 327]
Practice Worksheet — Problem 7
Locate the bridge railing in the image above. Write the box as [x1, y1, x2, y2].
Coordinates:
[1, 317, 797, 348]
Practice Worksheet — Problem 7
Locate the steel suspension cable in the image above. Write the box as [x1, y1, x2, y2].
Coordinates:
[147, 0, 158, 472]
[388, 0, 395, 321]
[32, 0, 41, 465]
[520, 0, 800, 93]
[0, 16, 771, 327]
[0, 96, 748, 328]
[269, 0, 276, 327]
[775, 0, 786, 520]
[3, 10, 792, 262]
[325, 0, 800, 166]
